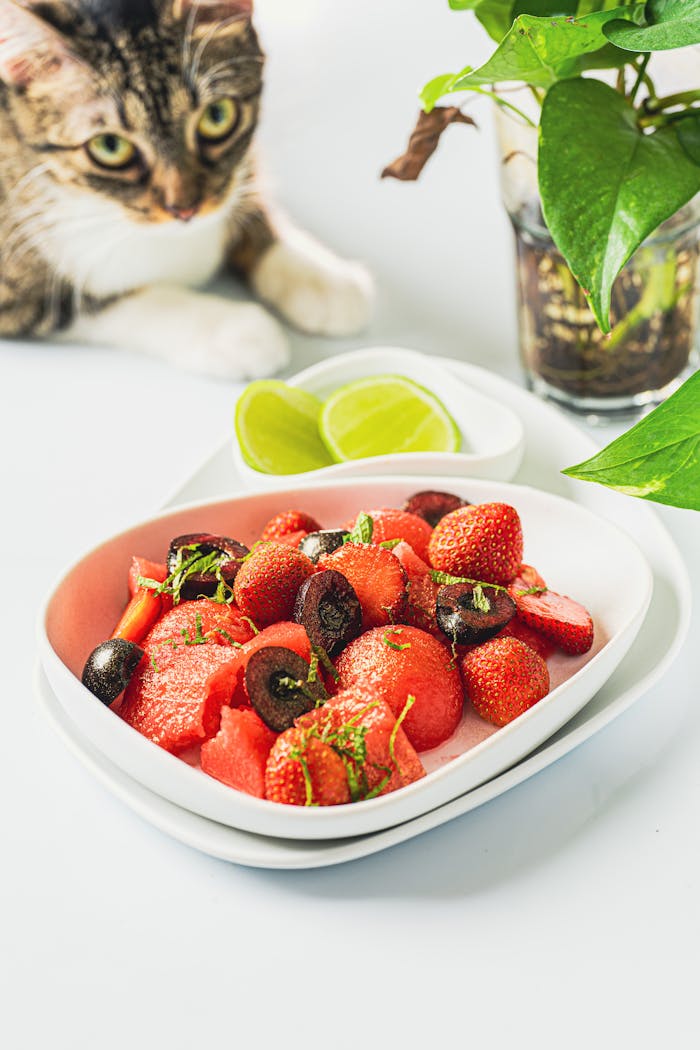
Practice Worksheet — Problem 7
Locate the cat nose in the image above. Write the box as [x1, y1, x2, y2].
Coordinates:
[164, 203, 199, 223]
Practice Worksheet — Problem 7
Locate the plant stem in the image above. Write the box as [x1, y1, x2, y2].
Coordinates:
[638, 106, 699, 130]
[628, 54, 650, 105]
[645, 89, 700, 113]
[473, 85, 537, 127]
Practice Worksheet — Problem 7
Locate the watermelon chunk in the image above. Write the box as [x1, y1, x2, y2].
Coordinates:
[201, 707, 277, 798]
[128, 556, 168, 598]
[120, 644, 240, 753]
[144, 600, 256, 651]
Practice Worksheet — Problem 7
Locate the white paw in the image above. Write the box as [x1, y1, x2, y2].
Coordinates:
[160, 297, 290, 381]
[251, 231, 374, 337]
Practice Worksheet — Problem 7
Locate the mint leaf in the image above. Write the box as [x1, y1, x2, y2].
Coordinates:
[344, 513, 374, 545]
[605, 0, 700, 51]
[539, 78, 700, 331]
[562, 371, 700, 510]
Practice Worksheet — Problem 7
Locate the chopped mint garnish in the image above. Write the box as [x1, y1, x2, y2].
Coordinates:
[471, 584, 491, 614]
[344, 513, 374, 545]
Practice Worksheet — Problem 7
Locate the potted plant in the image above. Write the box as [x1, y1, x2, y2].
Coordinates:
[384, 1, 700, 421]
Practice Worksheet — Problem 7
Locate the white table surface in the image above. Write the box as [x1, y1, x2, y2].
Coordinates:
[3, 3, 699, 1047]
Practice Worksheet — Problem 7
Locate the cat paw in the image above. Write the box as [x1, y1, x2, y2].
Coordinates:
[169, 299, 290, 381]
[251, 233, 374, 338]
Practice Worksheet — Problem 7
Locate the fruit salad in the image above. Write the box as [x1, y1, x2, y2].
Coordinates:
[81, 491, 595, 808]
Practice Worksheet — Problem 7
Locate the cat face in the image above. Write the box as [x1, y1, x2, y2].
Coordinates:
[0, 0, 262, 223]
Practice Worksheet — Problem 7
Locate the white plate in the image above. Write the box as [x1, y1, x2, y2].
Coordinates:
[232, 347, 524, 489]
[37, 362, 690, 865]
[39, 473, 651, 840]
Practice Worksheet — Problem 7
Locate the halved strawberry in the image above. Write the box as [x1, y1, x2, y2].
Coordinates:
[317, 543, 407, 629]
[393, 540, 440, 632]
[513, 589, 594, 655]
[497, 617, 555, 661]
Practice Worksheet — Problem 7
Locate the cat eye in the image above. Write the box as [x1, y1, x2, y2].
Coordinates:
[197, 98, 239, 143]
[86, 133, 139, 171]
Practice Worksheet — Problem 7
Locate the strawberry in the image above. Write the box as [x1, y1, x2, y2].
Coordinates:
[264, 727, 351, 806]
[260, 510, 321, 542]
[317, 543, 407, 629]
[233, 542, 315, 627]
[498, 617, 555, 661]
[460, 637, 550, 727]
[428, 503, 523, 586]
[346, 508, 433, 562]
[512, 589, 594, 655]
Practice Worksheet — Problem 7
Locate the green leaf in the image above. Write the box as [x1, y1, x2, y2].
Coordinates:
[539, 78, 700, 331]
[420, 72, 465, 113]
[450, 6, 644, 90]
[677, 112, 700, 165]
[604, 0, 700, 51]
[562, 371, 700, 510]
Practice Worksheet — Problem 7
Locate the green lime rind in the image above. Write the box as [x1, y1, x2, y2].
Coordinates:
[318, 375, 461, 462]
[235, 380, 335, 475]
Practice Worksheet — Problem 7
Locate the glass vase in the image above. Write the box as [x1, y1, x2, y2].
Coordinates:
[496, 109, 700, 421]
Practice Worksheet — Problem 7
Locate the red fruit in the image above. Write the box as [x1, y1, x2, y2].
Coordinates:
[120, 644, 240, 753]
[265, 727, 351, 806]
[201, 707, 277, 798]
[260, 510, 321, 542]
[498, 617, 555, 661]
[428, 503, 523, 586]
[512, 589, 594, 655]
[234, 542, 315, 627]
[274, 530, 308, 549]
[347, 508, 433, 562]
[510, 563, 547, 593]
[144, 600, 256, 651]
[299, 690, 425, 798]
[128, 556, 167, 598]
[335, 626, 463, 752]
[393, 540, 440, 632]
[318, 543, 407, 629]
[461, 637, 550, 727]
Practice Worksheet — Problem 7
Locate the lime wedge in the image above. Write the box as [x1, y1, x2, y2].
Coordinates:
[319, 375, 461, 461]
[235, 381, 335, 475]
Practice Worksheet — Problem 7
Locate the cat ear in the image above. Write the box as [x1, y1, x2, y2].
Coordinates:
[0, 2, 81, 88]
[171, 1, 253, 34]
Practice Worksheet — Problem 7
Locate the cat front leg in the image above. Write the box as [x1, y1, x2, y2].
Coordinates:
[228, 208, 374, 337]
[66, 285, 289, 381]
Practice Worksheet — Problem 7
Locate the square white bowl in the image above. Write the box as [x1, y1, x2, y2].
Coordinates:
[39, 475, 652, 841]
[232, 347, 525, 490]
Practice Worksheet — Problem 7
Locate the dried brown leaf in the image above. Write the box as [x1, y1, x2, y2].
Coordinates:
[381, 107, 477, 182]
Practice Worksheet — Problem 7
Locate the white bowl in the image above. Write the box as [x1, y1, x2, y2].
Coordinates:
[39, 475, 652, 841]
[232, 347, 524, 490]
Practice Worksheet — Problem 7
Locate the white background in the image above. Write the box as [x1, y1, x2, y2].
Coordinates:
[2, 2, 699, 1047]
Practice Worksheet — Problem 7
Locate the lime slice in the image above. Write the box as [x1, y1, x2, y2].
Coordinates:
[319, 375, 461, 461]
[235, 381, 335, 475]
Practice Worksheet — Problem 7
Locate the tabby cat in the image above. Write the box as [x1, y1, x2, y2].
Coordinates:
[0, 0, 372, 377]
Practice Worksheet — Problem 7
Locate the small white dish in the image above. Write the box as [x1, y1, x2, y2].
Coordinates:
[232, 347, 524, 490]
[39, 474, 652, 842]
